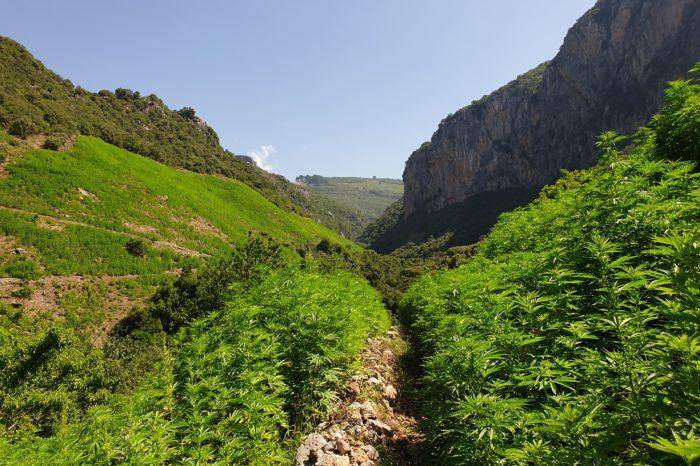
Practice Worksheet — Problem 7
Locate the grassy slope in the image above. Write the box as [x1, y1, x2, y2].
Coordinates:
[0, 36, 364, 238]
[296, 175, 403, 221]
[0, 135, 353, 278]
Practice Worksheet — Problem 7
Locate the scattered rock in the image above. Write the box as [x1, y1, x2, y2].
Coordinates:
[336, 439, 351, 455]
[77, 187, 99, 202]
[347, 380, 361, 395]
[349, 448, 370, 464]
[361, 445, 379, 461]
[305, 433, 328, 452]
[367, 419, 393, 436]
[14, 247, 27, 255]
[295, 445, 312, 465]
[315, 453, 350, 466]
[383, 384, 397, 399]
[367, 377, 381, 386]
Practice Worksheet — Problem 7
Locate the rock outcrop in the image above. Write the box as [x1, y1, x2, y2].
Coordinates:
[403, 0, 700, 217]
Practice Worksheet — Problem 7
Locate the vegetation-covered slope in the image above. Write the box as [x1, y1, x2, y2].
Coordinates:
[0, 267, 390, 464]
[359, 188, 540, 253]
[0, 135, 353, 278]
[0, 36, 364, 237]
[296, 175, 403, 222]
[399, 71, 700, 464]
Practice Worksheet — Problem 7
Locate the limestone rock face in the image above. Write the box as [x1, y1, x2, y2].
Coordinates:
[403, 0, 700, 217]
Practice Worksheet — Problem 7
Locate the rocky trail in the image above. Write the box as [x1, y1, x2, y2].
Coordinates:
[296, 326, 424, 466]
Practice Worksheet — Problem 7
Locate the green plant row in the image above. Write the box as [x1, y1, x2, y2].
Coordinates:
[0, 267, 390, 464]
[399, 71, 700, 464]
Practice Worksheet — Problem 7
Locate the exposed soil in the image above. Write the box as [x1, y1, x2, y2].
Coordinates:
[189, 215, 228, 240]
[123, 220, 158, 235]
[154, 240, 207, 257]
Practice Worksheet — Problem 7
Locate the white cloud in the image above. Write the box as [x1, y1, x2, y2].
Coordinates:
[246, 144, 276, 172]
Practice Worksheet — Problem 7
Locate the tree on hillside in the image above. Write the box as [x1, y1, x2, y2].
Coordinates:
[177, 107, 197, 121]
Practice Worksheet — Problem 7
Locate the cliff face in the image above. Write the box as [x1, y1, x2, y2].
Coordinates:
[403, 0, 700, 217]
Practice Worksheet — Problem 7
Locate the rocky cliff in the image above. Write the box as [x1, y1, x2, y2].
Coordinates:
[403, 0, 700, 217]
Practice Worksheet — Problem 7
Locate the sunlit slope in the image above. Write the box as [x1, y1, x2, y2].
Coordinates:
[0, 135, 353, 277]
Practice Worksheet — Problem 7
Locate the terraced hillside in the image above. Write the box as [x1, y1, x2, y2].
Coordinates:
[0, 133, 353, 343]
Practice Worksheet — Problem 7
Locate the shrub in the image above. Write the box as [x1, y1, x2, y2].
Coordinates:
[10, 286, 33, 299]
[149, 233, 284, 332]
[5, 258, 41, 279]
[8, 117, 35, 138]
[42, 133, 68, 150]
[177, 106, 197, 121]
[653, 67, 700, 163]
[0, 317, 116, 436]
[114, 88, 136, 100]
[124, 238, 146, 257]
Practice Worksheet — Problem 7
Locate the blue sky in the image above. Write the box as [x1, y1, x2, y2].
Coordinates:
[2, 0, 594, 180]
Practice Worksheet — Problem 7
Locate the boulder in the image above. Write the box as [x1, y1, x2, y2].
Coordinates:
[315, 453, 350, 466]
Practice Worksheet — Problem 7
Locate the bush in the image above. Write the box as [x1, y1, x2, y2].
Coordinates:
[0, 317, 116, 436]
[177, 106, 197, 121]
[114, 88, 137, 100]
[653, 66, 700, 163]
[124, 238, 146, 257]
[42, 133, 68, 150]
[10, 286, 33, 299]
[5, 258, 41, 279]
[8, 117, 36, 138]
[149, 233, 284, 332]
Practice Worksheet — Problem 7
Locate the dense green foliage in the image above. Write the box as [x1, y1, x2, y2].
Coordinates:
[0, 268, 389, 464]
[400, 75, 700, 464]
[0, 36, 364, 237]
[0, 310, 116, 436]
[149, 233, 286, 333]
[296, 175, 403, 222]
[301, 236, 473, 310]
[653, 64, 700, 164]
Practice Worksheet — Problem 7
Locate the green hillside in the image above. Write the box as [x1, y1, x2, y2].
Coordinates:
[0, 135, 352, 269]
[399, 71, 700, 464]
[296, 175, 403, 221]
[0, 36, 364, 238]
[0, 134, 353, 340]
[0, 133, 383, 462]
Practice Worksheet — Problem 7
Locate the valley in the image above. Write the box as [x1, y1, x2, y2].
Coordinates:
[296, 175, 403, 223]
[1, 0, 699, 464]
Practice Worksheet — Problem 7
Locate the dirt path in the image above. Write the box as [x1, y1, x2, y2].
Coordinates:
[296, 326, 424, 465]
